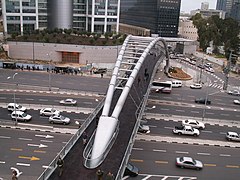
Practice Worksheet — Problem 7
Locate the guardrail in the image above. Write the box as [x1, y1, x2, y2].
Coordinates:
[37, 98, 105, 180]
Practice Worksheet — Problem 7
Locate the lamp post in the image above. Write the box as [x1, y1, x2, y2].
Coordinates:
[202, 77, 209, 121]
[7, 73, 18, 125]
[46, 53, 52, 91]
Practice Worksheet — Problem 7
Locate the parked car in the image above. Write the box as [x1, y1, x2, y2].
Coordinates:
[228, 90, 240, 96]
[59, 98, 77, 106]
[49, 115, 70, 125]
[11, 111, 32, 122]
[93, 68, 107, 74]
[195, 98, 211, 105]
[205, 67, 215, 73]
[124, 163, 139, 177]
[176, 156, 203, 170]
[7, 103, 27, 112]
[226, 132, 240, 142]
[182, 119, 205, 129]
[233, 99, 240, 105]
[172, 80, 182, 88]
[138, 124, 150, 134]
[197, 64, 205, 69]
[190, 83, 202, 89]
[40, 108, 60, 116]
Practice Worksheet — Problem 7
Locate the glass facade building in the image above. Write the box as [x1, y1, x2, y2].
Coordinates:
[120, 0, 181, 37]
[2, 0, 120, 35]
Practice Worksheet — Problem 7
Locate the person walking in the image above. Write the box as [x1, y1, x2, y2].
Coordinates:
[56, 156, 64, 176]
[82, 132, 88, 147]
[106, 171, 114, 180]
[12, 170, 18, 180]
[96, 169, 104, 180]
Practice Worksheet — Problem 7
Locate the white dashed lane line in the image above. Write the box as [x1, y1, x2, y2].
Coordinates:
[197, 152, 211, 156]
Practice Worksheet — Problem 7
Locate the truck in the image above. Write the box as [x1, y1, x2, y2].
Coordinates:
[173, 125, 200, 136]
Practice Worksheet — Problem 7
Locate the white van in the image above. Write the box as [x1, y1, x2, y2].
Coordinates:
[11, 111, 32, 122]
[172, 80, 182, 88]
[7, 103, 27, 112]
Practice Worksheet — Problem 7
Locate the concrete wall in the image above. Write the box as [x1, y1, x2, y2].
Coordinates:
[6, 41, 121, 65]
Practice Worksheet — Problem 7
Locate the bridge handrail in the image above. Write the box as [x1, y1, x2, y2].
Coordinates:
[37, 97, 105, 180]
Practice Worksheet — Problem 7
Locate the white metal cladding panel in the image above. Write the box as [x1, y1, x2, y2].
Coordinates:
[7, 42, 120, 64]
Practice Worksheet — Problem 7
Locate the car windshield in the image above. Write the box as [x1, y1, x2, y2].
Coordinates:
[60, 115, 65, 120]
[22, 113, 27, 117]
[51, 109, 56, 113]
[18, 105, 22, 108]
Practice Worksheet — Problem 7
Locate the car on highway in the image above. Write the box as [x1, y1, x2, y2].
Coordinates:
[11, 110, 32, 122]
[59, 98, 77, 106]
[182, 119, 205, 129]
[49, 115, 70, 125]
[138, 124, 150, 134]
[233, 99, 240, 105]
[176, 156, 203, 170]
[173, 125, 200, 136]
[190, 83, 202, 89]
[226, 132, 240, 142]
[40, 108, 60, 116]
[7, 103, 27, 112]
[195, 98, 211, 105]
[228, 90, 240, 96]
[124, 163, 139, 177]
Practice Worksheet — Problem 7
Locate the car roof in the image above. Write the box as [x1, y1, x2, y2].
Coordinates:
[8, 103, 18, 106]
[227, 132, 239, 136]
[185, 119, 197, 123]
[42, 107, 54, 111]
[182, 157, 194, 162]
[65, 98, 73, 100]
[11, 110, 24, 114]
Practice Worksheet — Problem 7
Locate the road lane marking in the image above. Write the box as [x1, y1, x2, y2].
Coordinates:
[155, 160, 168, 164]
[132, 148, 143, 151]
[141, 175, 152, 180]
[35, 134, 54, 139]
[176, 151, 189, 154]
[160, 108, 169, 111]
[0, 136, 11, 139]
[28, 143, 48, 148]
[130, 159, 143, 162]
[204, 164, 216, 167]
[191, 111, 199, 113]
[220, 114, 230, 116]
[40, 140, 53, 143]
[206, 112, 214, 114]
[176, 110, 185, 112]
[11, 148, 23, 151]
[226, 165, 239, 168]
[153, 149, 166, 153]
[19, 156, 40, 161]
[18, 138, 32, 141]
[202, 130, 212, 133]
[220, 132, 226, 135]
[0, 97, 7, 99]
[164, 127, 173, 130]
[16, 163, 30, 166]
[39, 99, 48, 101]
[34, 150, 46, 153]
[26, 98, 34, 101]
[220, 154, 231, 157]
[0, 161, 5, 164]
[197, 153, 210, 156]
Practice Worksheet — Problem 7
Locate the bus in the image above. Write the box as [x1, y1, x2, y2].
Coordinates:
[151, 80, 172, 93]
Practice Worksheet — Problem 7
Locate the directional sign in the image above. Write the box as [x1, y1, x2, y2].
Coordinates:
[27, 143, 48, 148]
[35, 134, 54, 139]
[18, 156, 40, 161]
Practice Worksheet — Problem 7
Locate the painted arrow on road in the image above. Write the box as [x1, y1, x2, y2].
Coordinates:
[18, 156, 40, 161]
[35, 134, 54, 139]
[27, 143, 48, 148]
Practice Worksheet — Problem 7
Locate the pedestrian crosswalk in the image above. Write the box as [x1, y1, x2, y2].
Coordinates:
[123, 173, 197, 180]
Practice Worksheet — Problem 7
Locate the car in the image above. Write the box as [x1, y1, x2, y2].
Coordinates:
[195, 98, 211, 105]
[49, 115, 70, 125]
[59, 98, 77, 106]
[226, 132, 240, 142]
[197, 64, 205, 69]
[233, 99, 240, 105]
[124, 163, 139, 177]
[176, 156, 203, 170]
[11, 110, 32, 122]
[182, 119, 205, 129]
[205, 67, 214, 73]
[40, 108, 60, 116]
[228, 90, 240, 96]
[93, 68, 107, 74]
[172, 80, 182, 88]
[173, 125, 200, 136]
[7, 103, 27, 112]
[190, 83, 202, 89]
[138, 124, 150, 134]
[204, 62, 213, 68]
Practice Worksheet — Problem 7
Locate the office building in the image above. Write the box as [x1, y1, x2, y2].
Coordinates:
[119, 0, 181, 37]
[191, 8, 225, 19]
[2, 0, 120, 35]
[216, 0, 240, 22]
[201, 2, 209, 10]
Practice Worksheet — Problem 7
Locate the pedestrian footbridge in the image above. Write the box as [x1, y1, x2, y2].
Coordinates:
[38, 35, 169, 180]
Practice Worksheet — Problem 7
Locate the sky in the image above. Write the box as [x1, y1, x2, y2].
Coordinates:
[180, 0, 218, 13]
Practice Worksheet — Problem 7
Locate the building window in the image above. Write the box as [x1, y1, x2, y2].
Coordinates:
[62, 52, 79, 63]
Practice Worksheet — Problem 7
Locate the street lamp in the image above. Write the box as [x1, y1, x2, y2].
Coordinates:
[7, 73, 18, 125]
[46, 53, 52, 91]
[202, 77, 209, 121]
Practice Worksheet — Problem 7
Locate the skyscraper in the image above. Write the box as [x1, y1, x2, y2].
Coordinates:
[2, 0, 120, 35]
[216, 0, 240, 22]
[120, 0, 181, 37]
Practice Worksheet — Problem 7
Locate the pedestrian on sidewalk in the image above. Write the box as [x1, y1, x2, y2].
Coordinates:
[56, 156, 64, 176]
[12, 170, 18, 180]
[106, 171, 114, 180]
[82, 132, 88, 146]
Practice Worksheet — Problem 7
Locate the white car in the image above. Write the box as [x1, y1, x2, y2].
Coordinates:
[11, 111, 32, 122]
[233, 99, 240, 105]
[176, 156, 203, 170]
[228, 90, 240, 96]
[190, 83, 202, 89]
[205, 67, 214, 73]
[7, 103, 27, 112]
[182, 119, 205, 129]
[49, 115, 70, 125]
[40, 108, 60, 116]
[226, 132, 240, 142]
[59, 98, 77, 106]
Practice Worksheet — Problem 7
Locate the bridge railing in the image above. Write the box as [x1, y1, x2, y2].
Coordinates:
[37, 97, 105, 180]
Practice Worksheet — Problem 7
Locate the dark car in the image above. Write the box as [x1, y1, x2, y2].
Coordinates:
[93, 68, 107, 74]
[124, 163, 139, 177]
[195, 98, 211, 105]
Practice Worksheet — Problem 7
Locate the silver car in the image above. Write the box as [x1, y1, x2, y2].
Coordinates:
[226, 132, 240, 142]
[176, 156, 203, 170]
[49, 115, 70, 125]
[59, 98, 77, 106]
[40, 108, 60, 116]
